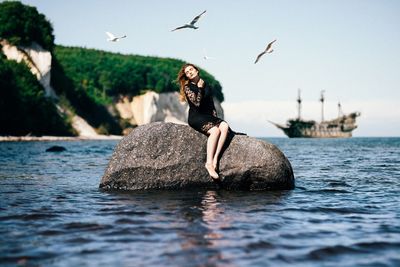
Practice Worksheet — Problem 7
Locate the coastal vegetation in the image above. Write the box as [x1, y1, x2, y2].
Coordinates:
[0, 52, 73, 136]
[0, 1, 54, 51]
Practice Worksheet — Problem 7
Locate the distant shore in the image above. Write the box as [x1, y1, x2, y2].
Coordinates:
[0, 135, 123, 142]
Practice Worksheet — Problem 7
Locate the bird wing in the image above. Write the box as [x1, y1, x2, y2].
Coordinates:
[254, 51, 266, 64]
[265, 39, 277, 52]
[171, 25, 188, 31]
[106, 32, 115, 39]
[190, 10, 206, 25]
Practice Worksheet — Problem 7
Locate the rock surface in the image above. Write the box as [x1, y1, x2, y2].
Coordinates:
[45, 146, 66, 152]
[100, 122, 295, 190]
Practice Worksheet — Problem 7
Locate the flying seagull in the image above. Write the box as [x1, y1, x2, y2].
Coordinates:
[203, 48, 215, 60]
[171, 10, 206, 32]
[106, 31, 127, 42]
[254, 39, 276, 64]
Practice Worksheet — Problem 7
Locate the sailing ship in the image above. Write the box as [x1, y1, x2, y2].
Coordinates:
[270, 90, 360, 138]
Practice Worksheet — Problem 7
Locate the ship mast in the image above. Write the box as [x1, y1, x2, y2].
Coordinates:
[338, 101, 343, 117]
[297, 88, 302, 120]
[320, 90, 325, 122]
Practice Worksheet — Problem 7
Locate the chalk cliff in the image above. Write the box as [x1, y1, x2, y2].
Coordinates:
[1, 40, 57, 98]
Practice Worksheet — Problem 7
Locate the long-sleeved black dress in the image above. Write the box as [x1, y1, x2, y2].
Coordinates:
[184, 81, 224, 135]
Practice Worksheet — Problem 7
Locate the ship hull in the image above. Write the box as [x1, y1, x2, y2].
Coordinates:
[282, 127, 353, 138]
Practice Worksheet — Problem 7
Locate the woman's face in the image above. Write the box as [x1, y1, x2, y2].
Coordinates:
[184, 65, 199, 80]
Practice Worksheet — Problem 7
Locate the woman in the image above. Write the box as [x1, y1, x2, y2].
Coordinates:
[177, 63, 230, 180]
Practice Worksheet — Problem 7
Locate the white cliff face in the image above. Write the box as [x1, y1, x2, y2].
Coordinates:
[1, 40, 57, 98]
[116, 91, 187, 125]
[115, 91, 224, 126]
[115, 96, 137, 125]
[71, 115, 100, 137]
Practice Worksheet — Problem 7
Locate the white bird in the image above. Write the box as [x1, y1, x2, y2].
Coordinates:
[203, 48, 215, 60]
[171, 10, 206, 32]
[106, 31, 127, 42]
[254, 39, 276, 64]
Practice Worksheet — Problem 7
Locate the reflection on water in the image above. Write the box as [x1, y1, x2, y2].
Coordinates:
[163, 190, 290, 267]
[201, 191, 226, 240]
[177, 191, 226, 265]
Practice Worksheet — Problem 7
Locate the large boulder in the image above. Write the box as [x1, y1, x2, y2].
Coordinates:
[100, 122, 294, 190]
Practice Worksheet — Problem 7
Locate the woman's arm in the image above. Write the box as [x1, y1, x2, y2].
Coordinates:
[201, 81, 218, 116]
[184, 83, 204, 107]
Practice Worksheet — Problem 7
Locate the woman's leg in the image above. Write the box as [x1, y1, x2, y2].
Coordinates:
[206, 126, 220, 179]
[212, 122, 229, 169]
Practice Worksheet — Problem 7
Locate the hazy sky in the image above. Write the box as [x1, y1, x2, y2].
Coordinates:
[20, 0, 400, 136]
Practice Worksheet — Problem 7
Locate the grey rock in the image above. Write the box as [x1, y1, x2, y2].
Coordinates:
[46, 145, 66, 152]
[100, 122, 294, 190]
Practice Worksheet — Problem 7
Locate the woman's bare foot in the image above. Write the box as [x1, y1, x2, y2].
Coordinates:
[212, 158, 218, 170]
[205, 163, 219, 180]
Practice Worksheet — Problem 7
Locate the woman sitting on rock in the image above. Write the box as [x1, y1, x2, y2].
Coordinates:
[177, 63, 230, 180]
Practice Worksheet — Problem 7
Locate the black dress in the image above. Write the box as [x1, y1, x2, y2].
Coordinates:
[184, 81, 224, 135]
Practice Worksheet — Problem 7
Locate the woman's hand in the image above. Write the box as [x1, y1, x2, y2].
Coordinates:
[197, 79, 204, 88]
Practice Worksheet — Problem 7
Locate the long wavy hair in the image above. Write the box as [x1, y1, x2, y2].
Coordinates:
[177, 63, 199, 102]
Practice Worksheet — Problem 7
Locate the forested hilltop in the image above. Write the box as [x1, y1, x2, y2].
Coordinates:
[0, 1, 224, 136]
[54, 46, 224, 105]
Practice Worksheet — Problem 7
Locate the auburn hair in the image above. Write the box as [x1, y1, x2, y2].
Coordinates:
[177, 63, 199, 102]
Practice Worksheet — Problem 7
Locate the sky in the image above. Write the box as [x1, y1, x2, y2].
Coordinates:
[19, 0, 400, 137]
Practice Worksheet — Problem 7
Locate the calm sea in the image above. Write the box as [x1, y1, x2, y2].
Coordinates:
[0, 137, 399, 267]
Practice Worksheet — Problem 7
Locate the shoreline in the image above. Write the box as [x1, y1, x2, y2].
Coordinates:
[0, 135, 123, 142]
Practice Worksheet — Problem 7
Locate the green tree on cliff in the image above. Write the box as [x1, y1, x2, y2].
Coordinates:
[0, 52, 72, 136]
[0, 1, 55, 51]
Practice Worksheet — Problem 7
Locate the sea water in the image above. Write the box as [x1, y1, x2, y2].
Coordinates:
[0, 138, 399, 266]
